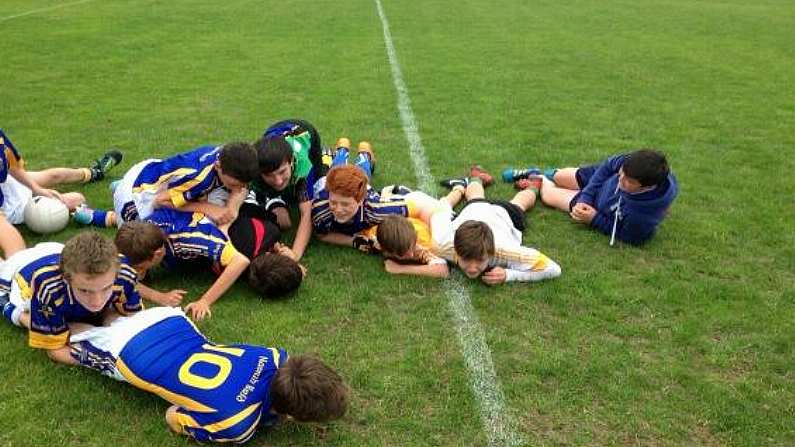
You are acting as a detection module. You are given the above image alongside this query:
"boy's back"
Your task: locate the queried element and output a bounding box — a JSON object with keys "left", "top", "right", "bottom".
{"left": 147, "top": 208, "right": 240, "bottom": 272}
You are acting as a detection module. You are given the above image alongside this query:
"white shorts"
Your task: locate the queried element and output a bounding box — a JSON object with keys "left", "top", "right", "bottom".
{"left": 0, "top": 176, "right": 33, "bottom": 225}
{"left": 69, "top": 306, "right": 189, "bottom": 381}
{"left": 112, "top": 159, "right": 160, "bottom": 226}
{"left": 0, "top": 242, "right": 64, "bottom": 324}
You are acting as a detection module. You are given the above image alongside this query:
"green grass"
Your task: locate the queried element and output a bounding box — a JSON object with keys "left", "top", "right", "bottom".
{"left": 1, "top": 0, "right": 793, "bottom": 445}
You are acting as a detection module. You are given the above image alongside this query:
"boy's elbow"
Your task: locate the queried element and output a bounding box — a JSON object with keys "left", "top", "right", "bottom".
{"left": 619, "top": 228, "right": 655, "bottom": 246}
{"left": 546, "top": 260, "right": 562, "bottom": 279}
{"left": 435, "top": 264, "right": 450, "bottom": 278}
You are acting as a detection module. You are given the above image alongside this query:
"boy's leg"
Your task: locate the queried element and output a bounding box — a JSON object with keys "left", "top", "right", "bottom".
{"left": 354, "top": 141, "right": 375, "bottom": 180}
{"left": 443, "top": 185, "right": 465, "bottom": 208}
{"left": 510, "top": 177, "right": 542, "bottom": 212}
{"left": 73, "top": 205, "right": 117, "bottom": 227}
{"left": 551, "top": 168, "right": 580, "bottom": 190}
{"left": 510, "top": 189, "right": 538, "bottom": 213}
{"left": 0, "top": 213, "right": 25, "bottom": 258}
{"left": 27, "top": 149, "right": 123, "bottom": 186}
{"left": 540, "top": 177, "right": 578, "bottom": 211}
{"left": 464, "top": 178, "right": 485, "bottom": 201}
{"left": 331, "top": 138, "right": 351, "bottom": 168}
{"left": 29, "top": 168, "right": 92, "bottom": 186}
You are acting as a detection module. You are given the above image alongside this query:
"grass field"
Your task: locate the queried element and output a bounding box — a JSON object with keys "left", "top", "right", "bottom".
{"left": 1, "top": 0, "right": 793, "bottom": 446}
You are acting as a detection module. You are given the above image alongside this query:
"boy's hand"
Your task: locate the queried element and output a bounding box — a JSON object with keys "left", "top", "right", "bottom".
{"left": 481, "top": 266, "right": 507, "bottom": 285}
{"left": 36, "top": 188, "right": 64, "bottom": 203}
{"left": 570, "top": 203, "right": 596, "bottom": 224}
{"left": 204, "top": 205, "right": 235, "bottom": 226}
{"left": 159, "top": 289, "right": 187, "bottom": 306}
{"left": 272, "top": 242, "right": 298, "bottom": 261}
{"left": 384, "top": 259, "right": 403, "bottom": 274}
{"left": 185, "top": 299, "right": 212, "bottom": 321}
{"left": 352, "top": 233, "right": 380, "bottom": 254}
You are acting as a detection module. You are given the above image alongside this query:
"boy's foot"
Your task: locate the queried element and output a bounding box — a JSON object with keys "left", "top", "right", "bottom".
{"left": 514, "top": 175, "right": 543, "bottom": 192}
{"left": 357, "top": 141, "right": 376, "bottom": 174}
{"left": 335, "top": 137, "right": 351, "bottom": 150}
{"left": 469, "top": 165, "right": 494, "bottom": 186}
{"left": 89, "top": 149, "right": 123, "bottom": 182}
{"left": 439, "top": 177, "right": 469, "bottom": 189}
{"left": 502, "top": 167, "right": 541, "bottom": 182}
{"left": 72, "top": 204, "right": 95, "bottom": 225}
{"left": 380, "top": 184, "right": 413, "bottom": 200}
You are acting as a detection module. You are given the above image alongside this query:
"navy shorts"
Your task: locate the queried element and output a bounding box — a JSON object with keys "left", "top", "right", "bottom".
{"left": 569, "top": 164, "right": 599, "bottom": 211}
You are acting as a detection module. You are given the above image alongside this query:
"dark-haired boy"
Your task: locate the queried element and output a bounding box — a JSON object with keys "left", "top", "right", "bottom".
{"left": 434, "top": 176, "right": 561, "bottom": 285}
{"left": 75, "top": 142, "right": 259, "bottom": 228}
{"left": 115, "top": 201, "right": 305, "bottom": 320}
{"left": 69, "top": 306, "right": 349, "bottom": 443}
{"left": 250, "top": 119, "right": 328, "bottom": 260}
{"left": 506, "top": 149, "right": 678, "bottom": 245}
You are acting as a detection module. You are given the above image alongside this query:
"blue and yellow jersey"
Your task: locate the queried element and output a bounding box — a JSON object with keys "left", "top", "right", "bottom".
{"left": 148, "top": 208, "right": 241, "bottom": 272}
{"left": 0, "top": 130, "right": 24, "bottom": 206}
{"left": 15, "top": 252, "right": 142, "bottom": 350}
{"left": 133, "top": 145, "right": 222, "bottom": 208}
{"left": 311, "top": 187, "right": 415, "bottom": 236}
{"left": 117, "top": 313, "right": 287, "bottom": 443}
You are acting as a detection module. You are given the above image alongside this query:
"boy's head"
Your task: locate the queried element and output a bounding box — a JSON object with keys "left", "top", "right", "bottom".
{"left": 376, "top": 215, "right": 417, "bottom": 260}
{"left": 248, "top": 253, "right": 304, "bottom": 298}
{"left": 255, "top": 135, "right": 294, "bottom": 192}
{"left": 325, "top": 165, "right": 368, "bottom": 223}
{"left": 60, "top": 231, "right": 121, "bottom": 312}
{"left": 216, "top": 142, "right": 260, "bottom": 192}
{"left": 115, "top": 221, "right": 167, "bottom": 273}
{"left": 620, "top": 149, "right": 670, "bottom": 191}
{"left": 270, "top": 355, "right": 349, "bottom": 422}
{"left": 453, "top": 221, "right": 494, "bottom": 278}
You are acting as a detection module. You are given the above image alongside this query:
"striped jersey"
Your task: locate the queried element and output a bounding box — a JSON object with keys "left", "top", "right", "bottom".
{"left": 0, "top": 129, "right": 24, "bottom": 206}
{"left": 311, "top": 185, "right": 416, "bottom": 236}
{"left": 117, "top": 313, "right": 287, "bottom": 443}
{"left": 147, "top": 208, "right": 241, "bottom": 272}
{"left": 133, "top": 145, "right": 222, "bottom": 208}
{"left": 10, "top": 245, "right": 142, "bottom": 349}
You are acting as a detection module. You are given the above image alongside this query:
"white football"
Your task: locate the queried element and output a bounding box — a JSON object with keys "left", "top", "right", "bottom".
{"left": 24, "top": 196, "right": 70, "bottom": 234}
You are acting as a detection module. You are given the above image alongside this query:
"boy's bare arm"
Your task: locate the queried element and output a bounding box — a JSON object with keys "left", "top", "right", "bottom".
{"left": 291, "top": 200, "right": 313, "bottom": 260}
{"left": 185, "top": 253, "right": 250, "bottom": 321}
{"left": 46, "top": 346, "right": 79, "bottom": 365}
{"left": 138, "top": 283, "right": 187, "bottom": 306}
{"left": 384, "top": 259, "right": 449, "bottom": 278}
{"left": 315, "top": 232, "right": 354, "bottom": 246}
{"left": 9, "top": 166, "right": 62, "bottom": 201}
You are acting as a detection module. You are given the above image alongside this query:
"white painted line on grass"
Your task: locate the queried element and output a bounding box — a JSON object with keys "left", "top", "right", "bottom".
{"left": 374, "top": 1, "right": 524, "bottom": 445}
{"left": 0, "top": 0, "right": 95, "bottom": 23}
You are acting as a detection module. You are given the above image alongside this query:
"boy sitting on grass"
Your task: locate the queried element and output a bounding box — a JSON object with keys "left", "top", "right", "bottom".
{"left": 0, "top": 231, "right": 142, "bottom": 365}
{"left": 504, "top": 149, "right": 678, "bottom": 245}
{"left": 68, "top": 306, "right": 349, "bottom": 444}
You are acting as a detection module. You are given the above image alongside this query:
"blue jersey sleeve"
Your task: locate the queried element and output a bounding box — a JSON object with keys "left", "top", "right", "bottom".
{"left": 311, "top": 189, "right": 334, "bottom": 234}
{"left": 22, "top": 268, "right": 70, "bottom": 349}
{"left": 577, "top": 154, "right": 625, "bottom": 206}
{"left": 113, "top": 261, "right": 143, "bottom": 315}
